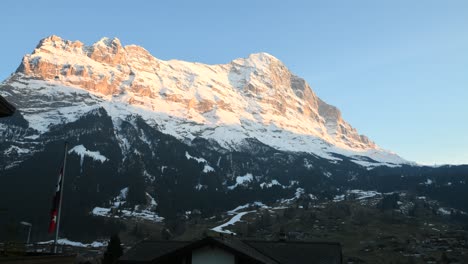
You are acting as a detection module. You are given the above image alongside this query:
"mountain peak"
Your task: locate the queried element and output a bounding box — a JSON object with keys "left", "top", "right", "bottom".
{"left": 8, "top": 36, "right": 408, "bottom": 165}
{"left": 35, "top": 35, "right": 83, "bottom": 51}
{"left": 232, "top": 52, "right": 283, "bottom": 69}
{"left": 88, "top": 37, "right": 125, "bottom": 65}
{"left": 247, "top": 52, "right": 279, "bottom": 62}
{"left": 94, "top": 37, "right": 122, "bottom": 48}
{"left": 32, "top": 35, "right": 123, "bottom": 60}
{"left": 36, "top": 35, "right": 63, "bottom": 46}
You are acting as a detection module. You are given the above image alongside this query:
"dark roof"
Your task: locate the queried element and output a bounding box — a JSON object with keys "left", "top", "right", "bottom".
{"left": 0, "top": 254, "right": 76, "bottom": 264}
{"left": 244, "top": 240, "right": 342, "bottom": 264}
{"left": 120, "top": 237, "right": 275, "bottom": 264}
{"left": 119, "top": 240, "right": 189, "bottom": 263}
{"left": 204, "top": 237, "right": 277, "bottom": 264}
{"left": 0, "top": 95, "right": 15, "bottom": 117}
{"left": 119, "top": 237, "right": 342, "bottom": 264}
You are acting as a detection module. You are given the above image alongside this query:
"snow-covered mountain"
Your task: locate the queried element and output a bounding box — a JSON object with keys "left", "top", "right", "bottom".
{"left": 3, "top": 35, "right": 407, "bottom": 167}
{"left": 4, "top": 36, "right": 468, "bottom": 242}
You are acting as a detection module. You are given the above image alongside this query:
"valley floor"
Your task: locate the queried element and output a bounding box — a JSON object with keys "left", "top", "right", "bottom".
{"left": 116, "top": 192, "right": 468, "bottom": 264}
{"left": 5, "top": 190, "right": 467, "bottom": 264}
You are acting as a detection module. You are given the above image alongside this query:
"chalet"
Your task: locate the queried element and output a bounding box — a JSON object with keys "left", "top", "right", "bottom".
{"left": 118, "top": 236, "right": 342, "bottom": 264}
{"left": 0, "top": 95, "right": 15, "bottom": 117}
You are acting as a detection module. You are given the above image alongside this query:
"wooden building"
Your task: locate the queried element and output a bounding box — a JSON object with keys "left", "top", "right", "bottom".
{"left": 119, "top": 237, "right": 342, "bottom": 264}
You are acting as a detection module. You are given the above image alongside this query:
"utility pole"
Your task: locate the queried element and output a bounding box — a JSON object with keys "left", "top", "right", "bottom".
{"left": 20, "top": 221, "right": 32, "bottom": 244}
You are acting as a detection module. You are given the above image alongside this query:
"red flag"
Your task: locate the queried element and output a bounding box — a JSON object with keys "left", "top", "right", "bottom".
{"left": 48, "top": 168, "right": 63, "bottom": 233}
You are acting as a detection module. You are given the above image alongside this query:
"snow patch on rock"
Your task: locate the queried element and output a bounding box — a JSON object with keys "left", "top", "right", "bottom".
{"left": 185, "top": 151, "right": 215, "bottom": 173}
{"left": 227, "top": 173, "right": 254, "bottom": 190}
{"left": 68, "top": 145, "right": 108, "bottom": 170}
{"left": 259, "top": 179, "right": 284, "bottom": 189}
{"left": 91, "top": 207, "right": 164, "bottom": 222}
{"left": 38, "top": 238, "right": 107, "bottom": 248}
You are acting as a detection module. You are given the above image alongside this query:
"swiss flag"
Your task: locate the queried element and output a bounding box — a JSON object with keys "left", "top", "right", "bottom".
{"left": 48, "top": 168, "right": 63, "bottom": 234}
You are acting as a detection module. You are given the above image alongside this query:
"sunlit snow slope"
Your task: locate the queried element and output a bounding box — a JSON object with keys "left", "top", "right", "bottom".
{"left": 1, "top": 35, "right": 409, "bottom": 167}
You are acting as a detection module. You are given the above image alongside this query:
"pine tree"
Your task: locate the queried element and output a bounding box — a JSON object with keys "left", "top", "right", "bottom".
{"left": 440, "top": 252, "right": 449, "bottom": 264}
{"left": 127, "top": 174, "right": 147, "bottom": 207}
{"left": 102, "top": 234, "right": 123, "bottom": 264}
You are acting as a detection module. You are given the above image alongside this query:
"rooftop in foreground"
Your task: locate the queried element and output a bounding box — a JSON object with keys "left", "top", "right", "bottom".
{"left": 118, "top": 236, "right": 342, "bottom": 264}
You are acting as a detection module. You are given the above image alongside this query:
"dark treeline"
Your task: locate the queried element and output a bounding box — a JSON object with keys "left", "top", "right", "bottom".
{"left": 1, "top": 109, "right": 467, "bottom": 241}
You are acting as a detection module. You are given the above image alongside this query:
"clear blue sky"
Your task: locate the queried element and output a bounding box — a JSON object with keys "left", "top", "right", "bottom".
{"left": 1, "top": 0, "right": 467, "bottom": 165}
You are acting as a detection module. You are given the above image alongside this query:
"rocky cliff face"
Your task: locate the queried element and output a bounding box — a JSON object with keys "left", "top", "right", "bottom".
{"left": 6, "top": 35, "right": 405, "bottom": 166}
{"left": 0, "top": 36, "right": 432, "bottom": 240}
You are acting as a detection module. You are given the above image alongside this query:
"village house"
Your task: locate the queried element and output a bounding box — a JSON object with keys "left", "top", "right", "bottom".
{"left": 118, "top": 236, "right": 342, "bottom": 264}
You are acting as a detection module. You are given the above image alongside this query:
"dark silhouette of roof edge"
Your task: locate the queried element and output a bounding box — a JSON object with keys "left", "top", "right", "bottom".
{"left": 149, "top": 237, "right": 277, "bottom": 264}
{"left": 119, "top": 236, "right": 343, "bottom": 264}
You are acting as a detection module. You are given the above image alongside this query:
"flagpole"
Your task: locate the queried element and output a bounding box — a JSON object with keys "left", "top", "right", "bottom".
{"left": 54, "top": 141, "right": 68, "bottom": 253}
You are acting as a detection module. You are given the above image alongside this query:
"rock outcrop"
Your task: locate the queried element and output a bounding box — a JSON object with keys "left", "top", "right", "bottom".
{"left": 14, "top": 35, "right": 380, "bottom": 153}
